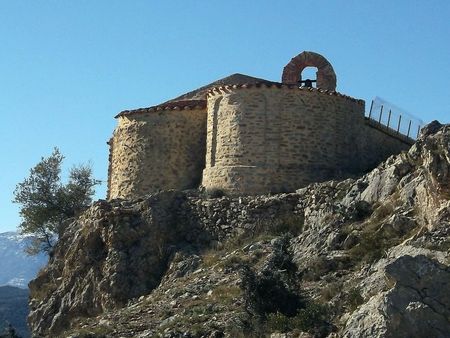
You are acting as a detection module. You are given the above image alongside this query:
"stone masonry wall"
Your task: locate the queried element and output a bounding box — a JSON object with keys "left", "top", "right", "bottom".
{"left": 108, "top": 108, "right": 206, "bottom": 199}
{"left": 202, "top": 86, "right": 367, "bottom": 194}
{"left": 362, "top": 120, "right": 412, "bottom": 170}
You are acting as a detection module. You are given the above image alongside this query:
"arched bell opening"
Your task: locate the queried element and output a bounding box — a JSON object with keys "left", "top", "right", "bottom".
{"left": 282, "top": 51, "right": 337, "bottom": 91}
{"left": 298, "top": 66, "right": 318, "bottom": 88}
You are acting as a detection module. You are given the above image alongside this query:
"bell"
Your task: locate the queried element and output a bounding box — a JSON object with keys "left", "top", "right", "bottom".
{"left": 304, "top": 79, "right": 313, "bottom": 88}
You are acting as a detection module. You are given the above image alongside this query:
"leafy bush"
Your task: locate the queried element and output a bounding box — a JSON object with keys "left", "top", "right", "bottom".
{"left": 240, "top": 236, "right": 302, "bottom": 318}
{"left": 252, "top": 215, "right": 305, "bottom": 238}
{"left": 320, "top": 281, "right": 341, "bottom": 301}
{"left": 266, "top": 303, "right": 328, "bottom": 333}
{"left": 238, "top": 235, "right": 331, "bottom": 335}
{"left": 302, "top": 256, "right": 334, "bottom": 281}
{"left": 265, "top": 312, "right": 291, "bottom": 332}
{"left": 348, "top": 233, "right": 386, "bottom": 264}
{"left": 240, "top": 266, "right": 304, "bottom": 318}
{"left": 220, "top": 255, "right": 246, "bottom": 271}
{"left": 346, "top": 287, "right": 364, "bottom": 312}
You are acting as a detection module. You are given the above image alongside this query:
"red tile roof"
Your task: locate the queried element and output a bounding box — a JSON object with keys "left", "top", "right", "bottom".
{"left": 116, "top": 100, "right": 206, "bottom": 118}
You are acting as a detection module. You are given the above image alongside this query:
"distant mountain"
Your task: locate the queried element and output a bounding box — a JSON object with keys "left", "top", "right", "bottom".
{"left": 0, "top": 232, "right": 47, "bottom": 289}
{"left": 0, "top": 285, "right": 29, "bottom": 338}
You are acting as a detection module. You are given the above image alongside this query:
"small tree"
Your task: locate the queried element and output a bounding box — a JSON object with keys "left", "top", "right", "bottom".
{"left": 13, "top": 148, "right": 101, "bottom": 255}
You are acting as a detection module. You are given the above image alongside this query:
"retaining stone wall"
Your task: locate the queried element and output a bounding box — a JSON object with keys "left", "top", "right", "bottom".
{"left": 362, "top": 121, "right": 412, "bottom": 170}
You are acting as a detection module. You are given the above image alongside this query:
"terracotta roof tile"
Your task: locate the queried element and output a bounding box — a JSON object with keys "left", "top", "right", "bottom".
{"left": 116, "top": 100, "right": 206, "bottom": 118}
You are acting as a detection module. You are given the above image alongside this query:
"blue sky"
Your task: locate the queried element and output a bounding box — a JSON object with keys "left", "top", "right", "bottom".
{"left": 1, "top": 1, "right": 449, "bottom": 232}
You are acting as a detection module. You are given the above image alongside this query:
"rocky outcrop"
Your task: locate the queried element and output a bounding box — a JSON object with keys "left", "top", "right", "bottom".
{"left": 29, "top": 122, "right": 450, "bottom": 337}
{"left": 28, "top": 191, "right": 212, "bottom": 336}
{"left": 343, "top": 254, "right": 450, "bottom": 338}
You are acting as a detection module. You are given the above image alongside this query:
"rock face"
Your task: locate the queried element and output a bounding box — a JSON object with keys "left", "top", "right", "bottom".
{"left": 28, "top": 192, "right": 212, "bottom": 335}
{"left": 28, "top": 122, "right": 450, "bottom": 337}
{"left": 343, "top": 254, "right": 450, "bottom": 338}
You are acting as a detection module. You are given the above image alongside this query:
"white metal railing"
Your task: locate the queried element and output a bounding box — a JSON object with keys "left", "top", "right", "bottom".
{"left": 366, "top": 97, "right": 424, "bottom": 140}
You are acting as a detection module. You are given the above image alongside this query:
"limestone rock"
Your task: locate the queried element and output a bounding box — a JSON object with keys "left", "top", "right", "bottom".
{"left": 343, "top": 255, "right": 450, "bottom": 338}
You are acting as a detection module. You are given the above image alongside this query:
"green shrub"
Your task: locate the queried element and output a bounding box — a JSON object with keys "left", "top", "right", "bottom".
{"left": 320, "top": 281, "right": 341, "bottom": 301}
{"left": 302, "top": 256, "right": 333, "bottom": 281}
{"left": 220, "top": 255, "right": 246, "bottom": 270}
{"left": 348, "top": 233, "right": 386, "bottom": 264}
{"left": 212, "top": 285, "right": 242, "bottom": 304}
{"left": 266, "top": 312, "right": 291, "bottom": 332}
{"left": 346, "top": 287, "right": 364, "bottom": 312}
{"left": 291, "top": 303, "right": 328, "bottom": 332}
{"left": 265, "top": 303, "right": 328, "bottom": 333}
{"left": 238, "top": 236, "right": 331, "bottom": 336}
{"left": 253, "top": 214, "right": 305, "bottom": 238}
{"left": 240, "top": 266, "right": 304, "bottom": 318}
